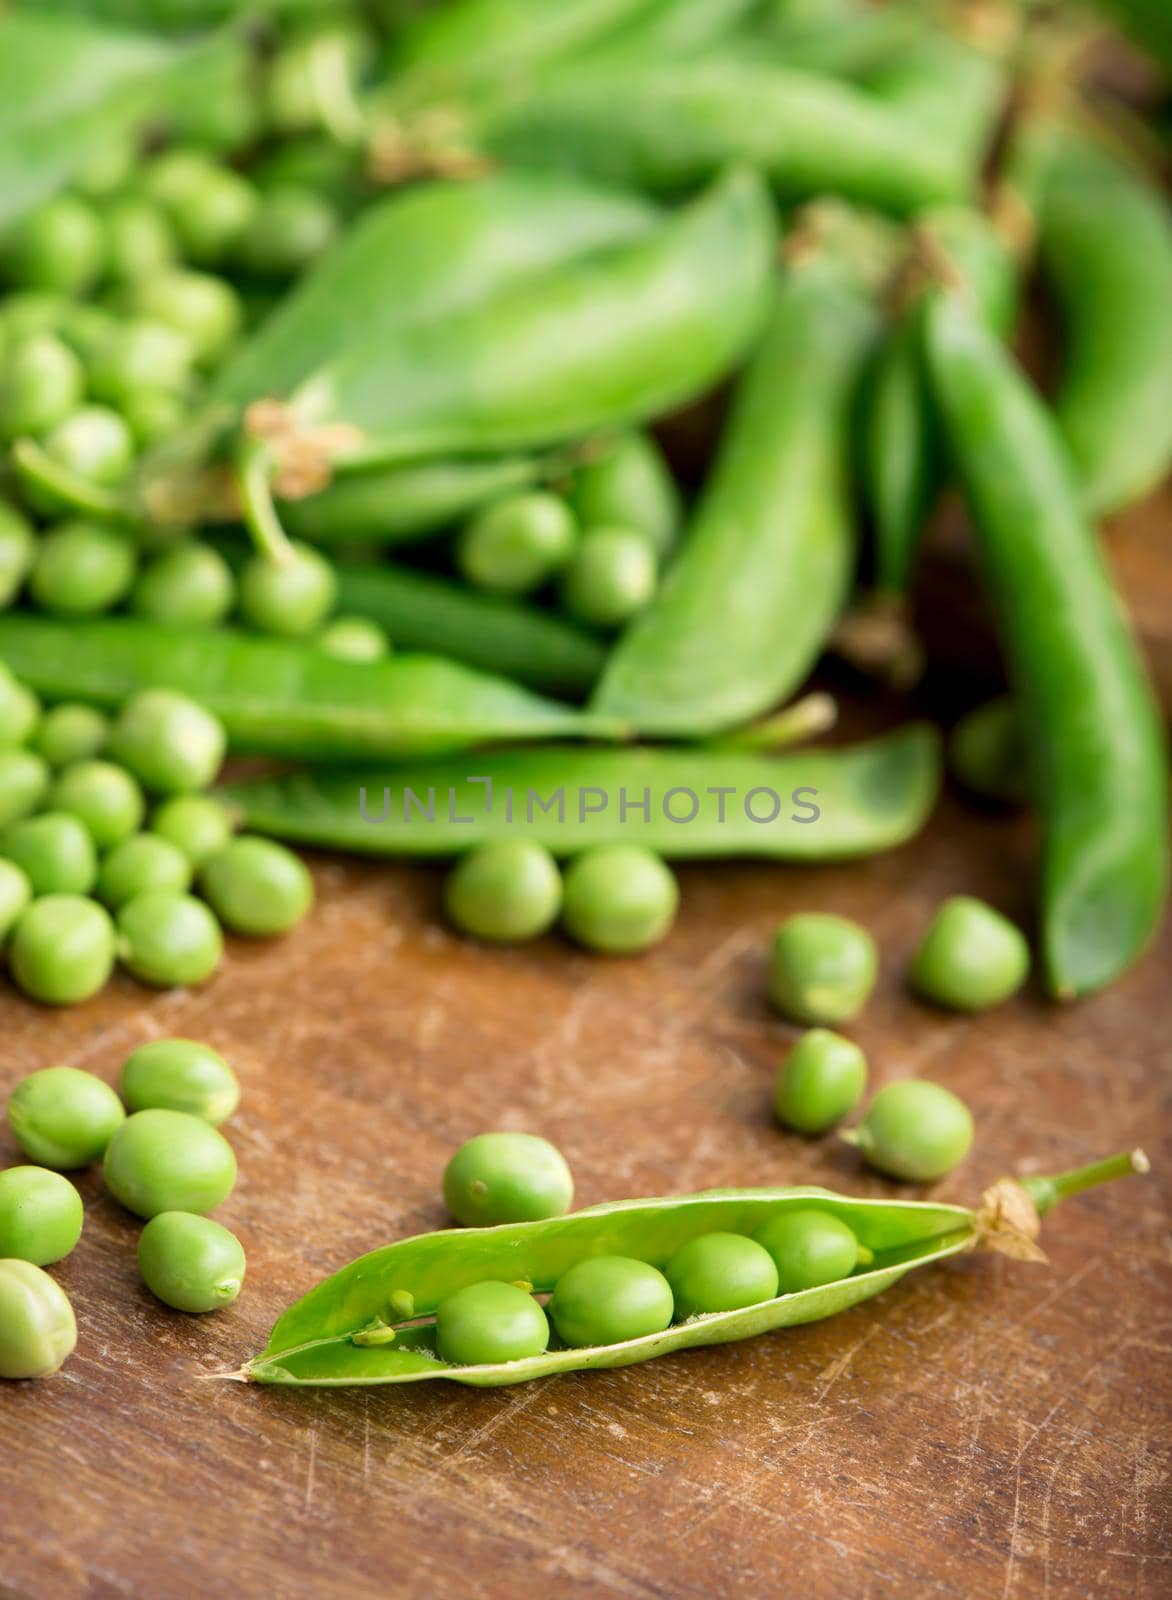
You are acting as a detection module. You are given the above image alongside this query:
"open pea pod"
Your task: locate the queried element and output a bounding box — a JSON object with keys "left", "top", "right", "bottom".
{"left": 217, "top": 724, "right": 941, "bottom": 860}
{"left": 244, "top": 1152, "right": 1146, "bottom": 1388}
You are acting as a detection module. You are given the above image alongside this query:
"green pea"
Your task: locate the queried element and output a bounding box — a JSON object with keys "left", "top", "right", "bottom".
{"left": 97, "top": 833, "right": 192, "bottom": 910}
{"left": 32, "top": 704, "right": 109, "bottom": 769}
{"left": 29, "top": 520, "right": 138, "bottom": 617}
{"left": 124, "top": 269, "right": 243, "bottom": 365}
{"left": 752, "top": 1209, "right": 867, "bottom": 1294}
{"left": 49, "top": 760, "right": 145, "bottom": 850}
{"left": 0, "top": 669, "right": 40, "bottom": 748}
{"left": 143, "top": 148, "right": 219, "bottom": 206}
{"left": 844, "top": 1080, "right": 974, "bottom": 1183}
{"left": 0, "top": 332, "right": 84, "bottom": 439}
{"left": 120, "top": 387, "right": 190, "bottom": 449}
{"left": 104, "top": 1107, "right": 236, "bottom": 1219}
{"left": 102, "top": 196, "right": 177, "bottom": 282}
{"left": 458, "top": 492, "right": 578, "bottom": 597}
{"left": 86, "top": 318, "right": 196, "bottom": 407}
{"left": 774, "top": 1029, "right": 867, "bottom": 1135}
{"left": 164, "top": 166, "right": 259, "bottom": 266}
{"left": 0, "top": 858, "right": 32, "bottom": 941}
{"left": 234, "top": 184, "right": 339, "bottom": 275}
{"left": 0, "top": 500, "right": 35, "bottom": 607}
{"left": 73, "top": 131, "right": 137, "bottom": 197}
{"left": 116, "top": 891, "right": 223, "bottom": 988}
{"left": 150, "top": 794, "right": 235, "bottom": 866}
{"left": 561, "top": 526, "right": 657, "bottom": 628}
{"left": 54, "top": 302, "right": 119, "bottom": 364}
{"left": 120, "top": 1038, "right": 239, "bottom": 1125}
{"left": 316, "top": 614, "right": 390, "bottom": 662}
{"left": 7, "top": 1065, "right": 125, "bottom": 1168}
{"left": 9, "top": 895, "right": 116, "bottom": 1005}
{"left": 664, "top": 1232, "right": 779, "bottom": 1318}
{"left": 569, "top": 431, "right": 681, "bottom": 560}
{"left": 443, "top": 1132, "right": 573, "bottom": 1227}
{"left": 108, "top": 689, "right": 226, "bottom": 795}
{"left": 0, "top": 1167, "right": 84, "bottom": 1265}
{"left": 131, "top": 542, "right": 236, "bottom": 628}
{"left": 41, "top": 406, "right": 136, "bottom": 486}
{"left": 435, "top": 1280, "right": 550, "bottom": 1366}
{"left": 198, "top": 836, "right": 313, "bottom": 936}
{"left": 0, "top": 195, "right": 105, "bottom": 294}
{"left": 768, "top": 913, "right": 878, "bottom": 1026}
{"left": 0, "top": 750, "right": 50, "bottom": 828}
{"left": 550, "top": 1256, "right": 674, "bottom": 1348}
{"left": 561, "top": 844, "right": 679, "bottom": 955}
{"left": 138, "top": 1211, "right": 245, "bottom": 1313}
{"left": 0, "top": 1259, "right": 77, "bottom": 1378}
{"left": 910, "top": 895, "right": 1030, "bottom": 1012}
{"left": 2, "top": 812, "right": 98, "bottom": 895}
{"left": 0, "top": 290, "right": 71, "bottom": 338}
{"left": 444, "top": 840, "right": 562, "bottom": 944}
{"left": 237, "top": 543, "right": 338, "bottom": 638}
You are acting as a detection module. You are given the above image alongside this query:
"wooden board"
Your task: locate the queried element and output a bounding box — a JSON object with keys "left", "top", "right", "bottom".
{"left": 1, "top": 498, "right": 1170, "bottom": 1600}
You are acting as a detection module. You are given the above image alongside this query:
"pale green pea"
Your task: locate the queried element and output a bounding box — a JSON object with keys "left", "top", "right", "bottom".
{"left": 138, "top": 1212, "right": 245, "bottom": 1313}
{"left": 2, "top": 811, "right": 97, "bottom": 896}
{"left": 0, "top": 500, "right": 35, "bottom": 607}
{"left": 32, "top": 704, "right": 109, "bottom": 769}
{"left": 443, "top": 1132, "right": 573, "bottom": 1226}
{"left": 752, "top": 1209, "right": 867, "bottom": 1293}
{"left": 29, "top": 520, "right": 137, "bottom": 617}
{"left": 549, "top": 1256, "right": 674, "bottom": 1348}
{"left": 0, "top": 1260, "right": 77, "bottom": 1378}
{"left": 0, "top": 859, "right": 32, "bottom": 941}
{"left": 8, "top": 895, "right": 116, "bottom": 1006}
{"left": 97, "top": 832, "right": 193, "bottom": 910}
{"left": 150, "top": 794, "right": 235, "bottom": 866}
{"left": 0, "top": 750, "right": 51, "bottom": 827}
{"left": 911, "top": 895, "right": 1030, "bottom": 1012}
{"left": 120, "top": 1038, "right": 239, "bottom": 1125}
{"left": 108, "top": 689, "right": 226, "bottom": 795}
{"left": 665, "top": 1232, "right": 779, "bottom": 1318}
{"left": 7, "top": 1065, "right": 125, "bottom": 1169}
{"left": 103, "top": 1108, "right": 236, "bottom": 1219}
{"left": 444, "top": 840, "right": 562, "bottom": 944}
{"left": 0, "top": 333, "right": 84, "bottom": 440}
{"left": 768, "top": 913, "right": 878, "bottom": 1025}
{"left": 435, "top": 1281, "right": 550, "bottom": 1366}
{"left": 774, "top": 1029, "right": 867, "bottom": 1135}
{"left": 561, "top": 844, "right": 678, "bottom": 954}
{"left": 316, "top": 615, "right": 390, "bottom": 662}
{"left": 0, "top": 1167, "right": 84, "bottom": 1265}
{"left": 198, "top": 836, "right": 313, "bottom": 936}
{"left": 116, "top": 891, "right": 224, "bottom": 988}
{"left": 844, "top": 1080, "right": 974, "bottom": 1183}
{"left": 49, "top": 760, "right": 145, "bottom": 850}
{"left": 561, "top": 526, "right": 657, "bottom": 628}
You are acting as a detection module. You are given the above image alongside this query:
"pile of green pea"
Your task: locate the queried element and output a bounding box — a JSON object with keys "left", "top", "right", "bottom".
{"left": 0, "top": 1039, "right": 246, "bottom": 1380}
{"left": 0, "top": 661, "right": 313, "bottom": 1003}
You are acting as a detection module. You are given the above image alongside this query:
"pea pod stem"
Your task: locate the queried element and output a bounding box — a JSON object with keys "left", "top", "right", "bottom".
{"left": 234, "top": 436, "right": 295, "bottom": 566}
{"left": 1022, "top": 1148, "right": 1149, "bottom": 1217}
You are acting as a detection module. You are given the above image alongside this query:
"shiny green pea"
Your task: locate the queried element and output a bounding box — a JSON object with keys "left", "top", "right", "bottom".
{"left": 7, "top": 1065, "right": 125, "bottom": 1169}
{"left": 102, "top": 197, "right": 177, "bottom": 283}
{"left": 32, "top": 704, "right": 109, "bottom": 769}
{"left": 0, "top": 332, "right": 84, "bottom": 440}
{"left": 49, "top": 760, "right": 145, "bottom": 850}
{"left": 443, "top": 1132, "right": 573, "bottom": 1227}
{"left": 0, "top": 195, "right": 105, "bottom": 294}
{"left": 198, "top": 836, "right": 313, "bottom": 937}
{"left": 768, "top": 913, "right": 878, "bottom": 1025}
{"left": 150, "top": 794, "right": 235, "bottom": 866}
{"left": 120, "top": 1038, "right": 239, "bottom": 1126}
{"left": 41, "top": 406, "right": 135, "bottom": 486}
{"left": 0, "top": 858, "right": 32, "bottom": 941}
{"left": 86, "top": 319, "right": 196, "bottom": 407}
{"left": 237, "top": 543, "right": 337, "bottom": 638}
{"left": 116, "top": 891, "right": 223, "bottom": 988}
{"left": 435, "top": 1280, "right": 550, "bottom": 1366}
{"left": 2, "top": 811, "right": 97, "bottom": 895}
{"left": 444, "top": 840, "right": 562, "bottom": 943}
{"left": 0, "top": 750, "right": 51, "bottom": 828}
{"left": 97, "top": 833, "right": 193, "bottom": 910}
{"left": 774, "top": 1029, "right": 867, "bottom": 1135}
{"left": 29, "top": 521, "right": 137, "bottom": 617}
{"left": 131, "top": 542, "right": 236, "bottom": 628}
{"left": 0, "top": 1260, "right": 77, "bottom": 1379}
{"left": 138, "top": 1211, "right": 245, "bottom": 1313}
{"left": 103, "top": 1108, "right": 236, "bottom": 1219}
{"left": 316, "top": 614, "right": 390, "bottom": 662}
{"left": 0, "top": 500, "right": 35, "bottom": 607}
{"left": 561, "top": 844, "right": 678, "bottom": 954}
{"left": 561, "top": 526, "right": 657, "bottom": 628}
{"left": 458, "top": 492, "right": 578, "bottom": 596}
{"left": 8, "top": 895, "right": 116, "bottom": 1005}
{"left": 845, "top": 1079, "right": 974, "bottom": 1182}
{"left": 752, "top": 1209, "right": 867, "bottom": 1293}
{"left": 0, "top": 1167, "right": 84, "bottom": 1265}
{"left": 124, "top": 269, "right": 243, "bottom": 366}
{"left": 665, "top": 1232, "right": 779, "bottom": 1318}
{"left": 911, "top": 895, "right": 1030, "bottom": 1012}
{"left": 550, "top": 1256, "right": 674, "bottom": 1348}
{"left": 108, "top": 689, "right": 226, "bottom": 795}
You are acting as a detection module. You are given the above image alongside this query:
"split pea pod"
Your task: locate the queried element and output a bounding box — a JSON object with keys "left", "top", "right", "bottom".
{"left": 218, "top": 724, "right": 941, "bottom": 860}
{"left": 1014, "top": 123, "right": 1172, "bottom": 517}
{"left": 589, "top": 229, "right": 883, "bottom": 738}
{"left": 0, "top": 614, "right": 622, "bottom": 762}
{"left": 923, "top": 293, "right": 1169, "bottom": 998}
{"left": 242, "top": 1152, "right": 1147, "bottom": 1389}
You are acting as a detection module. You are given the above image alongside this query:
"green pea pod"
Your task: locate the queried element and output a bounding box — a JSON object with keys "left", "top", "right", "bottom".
{"left": 923, "top": 293, "right": 1168, "bottom": 998}
{"left": 589, "top": 244, "right": 880, "bottom": 738}
{"left": 281, "top": 455, "right": 545, "bottom": 549}
{"left": 581, "top": 0, "right": 763, "bottom": 59}
{"left": 332, "top": 559, "right": 606, "bottom": 698}
{"left": 1022, "top": 125, "right": 1172, "bottom": 517}
{"left": 0, "top": 614, "right": 622, "bottom": 762}
{"left": 217, "top": 724, "right": 940, "bottom": 859}
{"left": 242, "top": 1151, "right": 1146, "bottom": 1388}
{"left": 753, "top": 0, "right": 923, "bottom": 79}
{"left": 472, "top": 58, "right": 981, "bottom": 215}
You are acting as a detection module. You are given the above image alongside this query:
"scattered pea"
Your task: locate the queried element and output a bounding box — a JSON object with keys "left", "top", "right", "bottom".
{"left": 435, "top": 1280, "right": 550, "bottom": 1366}
{"left": 665, "top": 1232, "right": 779, "bottom": 1318}
{"left": 844, "top": 1080, "right": 974, "bottom": 1183}
{"left": 0, "top": 1260, "right": 77, "bottom": 1379}
{"left": 768, "top": 913, "right": 878, "bottom": 1025}
{"left": 103, "top": 1108, "right": 236, "bottom": 1218}
{"left": 116, "top": 891, "right": 224, "bottom": 988}
{"left": 97, "top": 833, "right": 193, "bottom": 909}
{"left": 316, "top": 614, "right": 390, "bottom": 662}
{"left": 561, "top": 844, "right": 678, "bottom": 954}
{"left": 550, "top": 1256, "right": 674, "bottom": 1348}
{"left": 0, "top": 1167, "right": 84, "bottom": 1265}
{"left": 443, "top": 1132, "right": 573, "bottom": 1227}
{"left": 774, "top": 1029, "right": 867, "bottom": 1135}
{"left": 8, "top": 895, "right": 116, "bottom": 1006}
{"left": 49, "top": 760, "right": 145, "bottom": 850}
{"left": 108, "top": 689, "right": 226, "bottom": 795}
{"left": 198, "top": 836, "right": 313, "bottom": 936}
{"left": 120, "top": 1038, "right": 239, "bottom": 1125}
{"left": 131, "top": 542, "right": 236, "bottom": 628}
{"left": 561, "top": 526, "right": 657, "bottom": 628}
{"left": 2, "top": 811, "right": 97, "bottom": 895}
{"left": 911, "top": 895, "right": 1030, "bottom": 1012}
{"left": 32, "top": 704, "right": 109, "bottom": 769}
{"left": 150, "top": 794, "right": 236, "bottom": 866}
{"left": 29, "top": 521, "right": 137, "bottom": 617}
{"left": 237, "top": 543, "right": 338, "bottom": 637}
{"left": 138, "top": 1212, "right": 246, "bottom": 1313}
{"left": 458, "top": 492, "right": 577, "bottom": 596}
{"left": 444, "top": 840, "right": 562, "bottom": 944}
{"left": 7, "top": 1065, "right": 125, "bottom": 1168}
{"left": 752, "top": 1209, "right": 868, "bottom": 1293}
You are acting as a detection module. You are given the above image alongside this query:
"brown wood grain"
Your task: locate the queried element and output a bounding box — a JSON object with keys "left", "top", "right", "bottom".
{"left": 1, "top": 511, "right": 1170, "bottom": 1600}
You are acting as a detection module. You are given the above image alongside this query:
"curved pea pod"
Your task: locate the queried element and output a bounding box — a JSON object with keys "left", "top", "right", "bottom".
{"left": 923, "top": 293, "right": 1169, "bottom": 998}
{"left": 1024, "top": 125, "right": 1172, "bottom": 517}
{"left": 242, "top": 1152, "right": 1147, "bottom": 1389}
{"left": 218, "top": 723, "right": 940, "bottom": 860}
{"left": 0, "top": 614, "right": 623, "bottom": 763}
{"left": 332, "top": 559, "right": 606, "bottom": 698}
{"left": 589, "top": 247, "right": 878, "bottom": 739}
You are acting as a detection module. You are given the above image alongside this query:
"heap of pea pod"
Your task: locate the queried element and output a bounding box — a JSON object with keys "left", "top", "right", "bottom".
{"left": 0, "top": 1, "right": 1167, "bottom": 1384}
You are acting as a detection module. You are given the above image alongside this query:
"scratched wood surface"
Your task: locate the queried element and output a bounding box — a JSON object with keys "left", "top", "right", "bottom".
{"left": 1, "top": 494, "right": 1170, "bottom": 1600}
